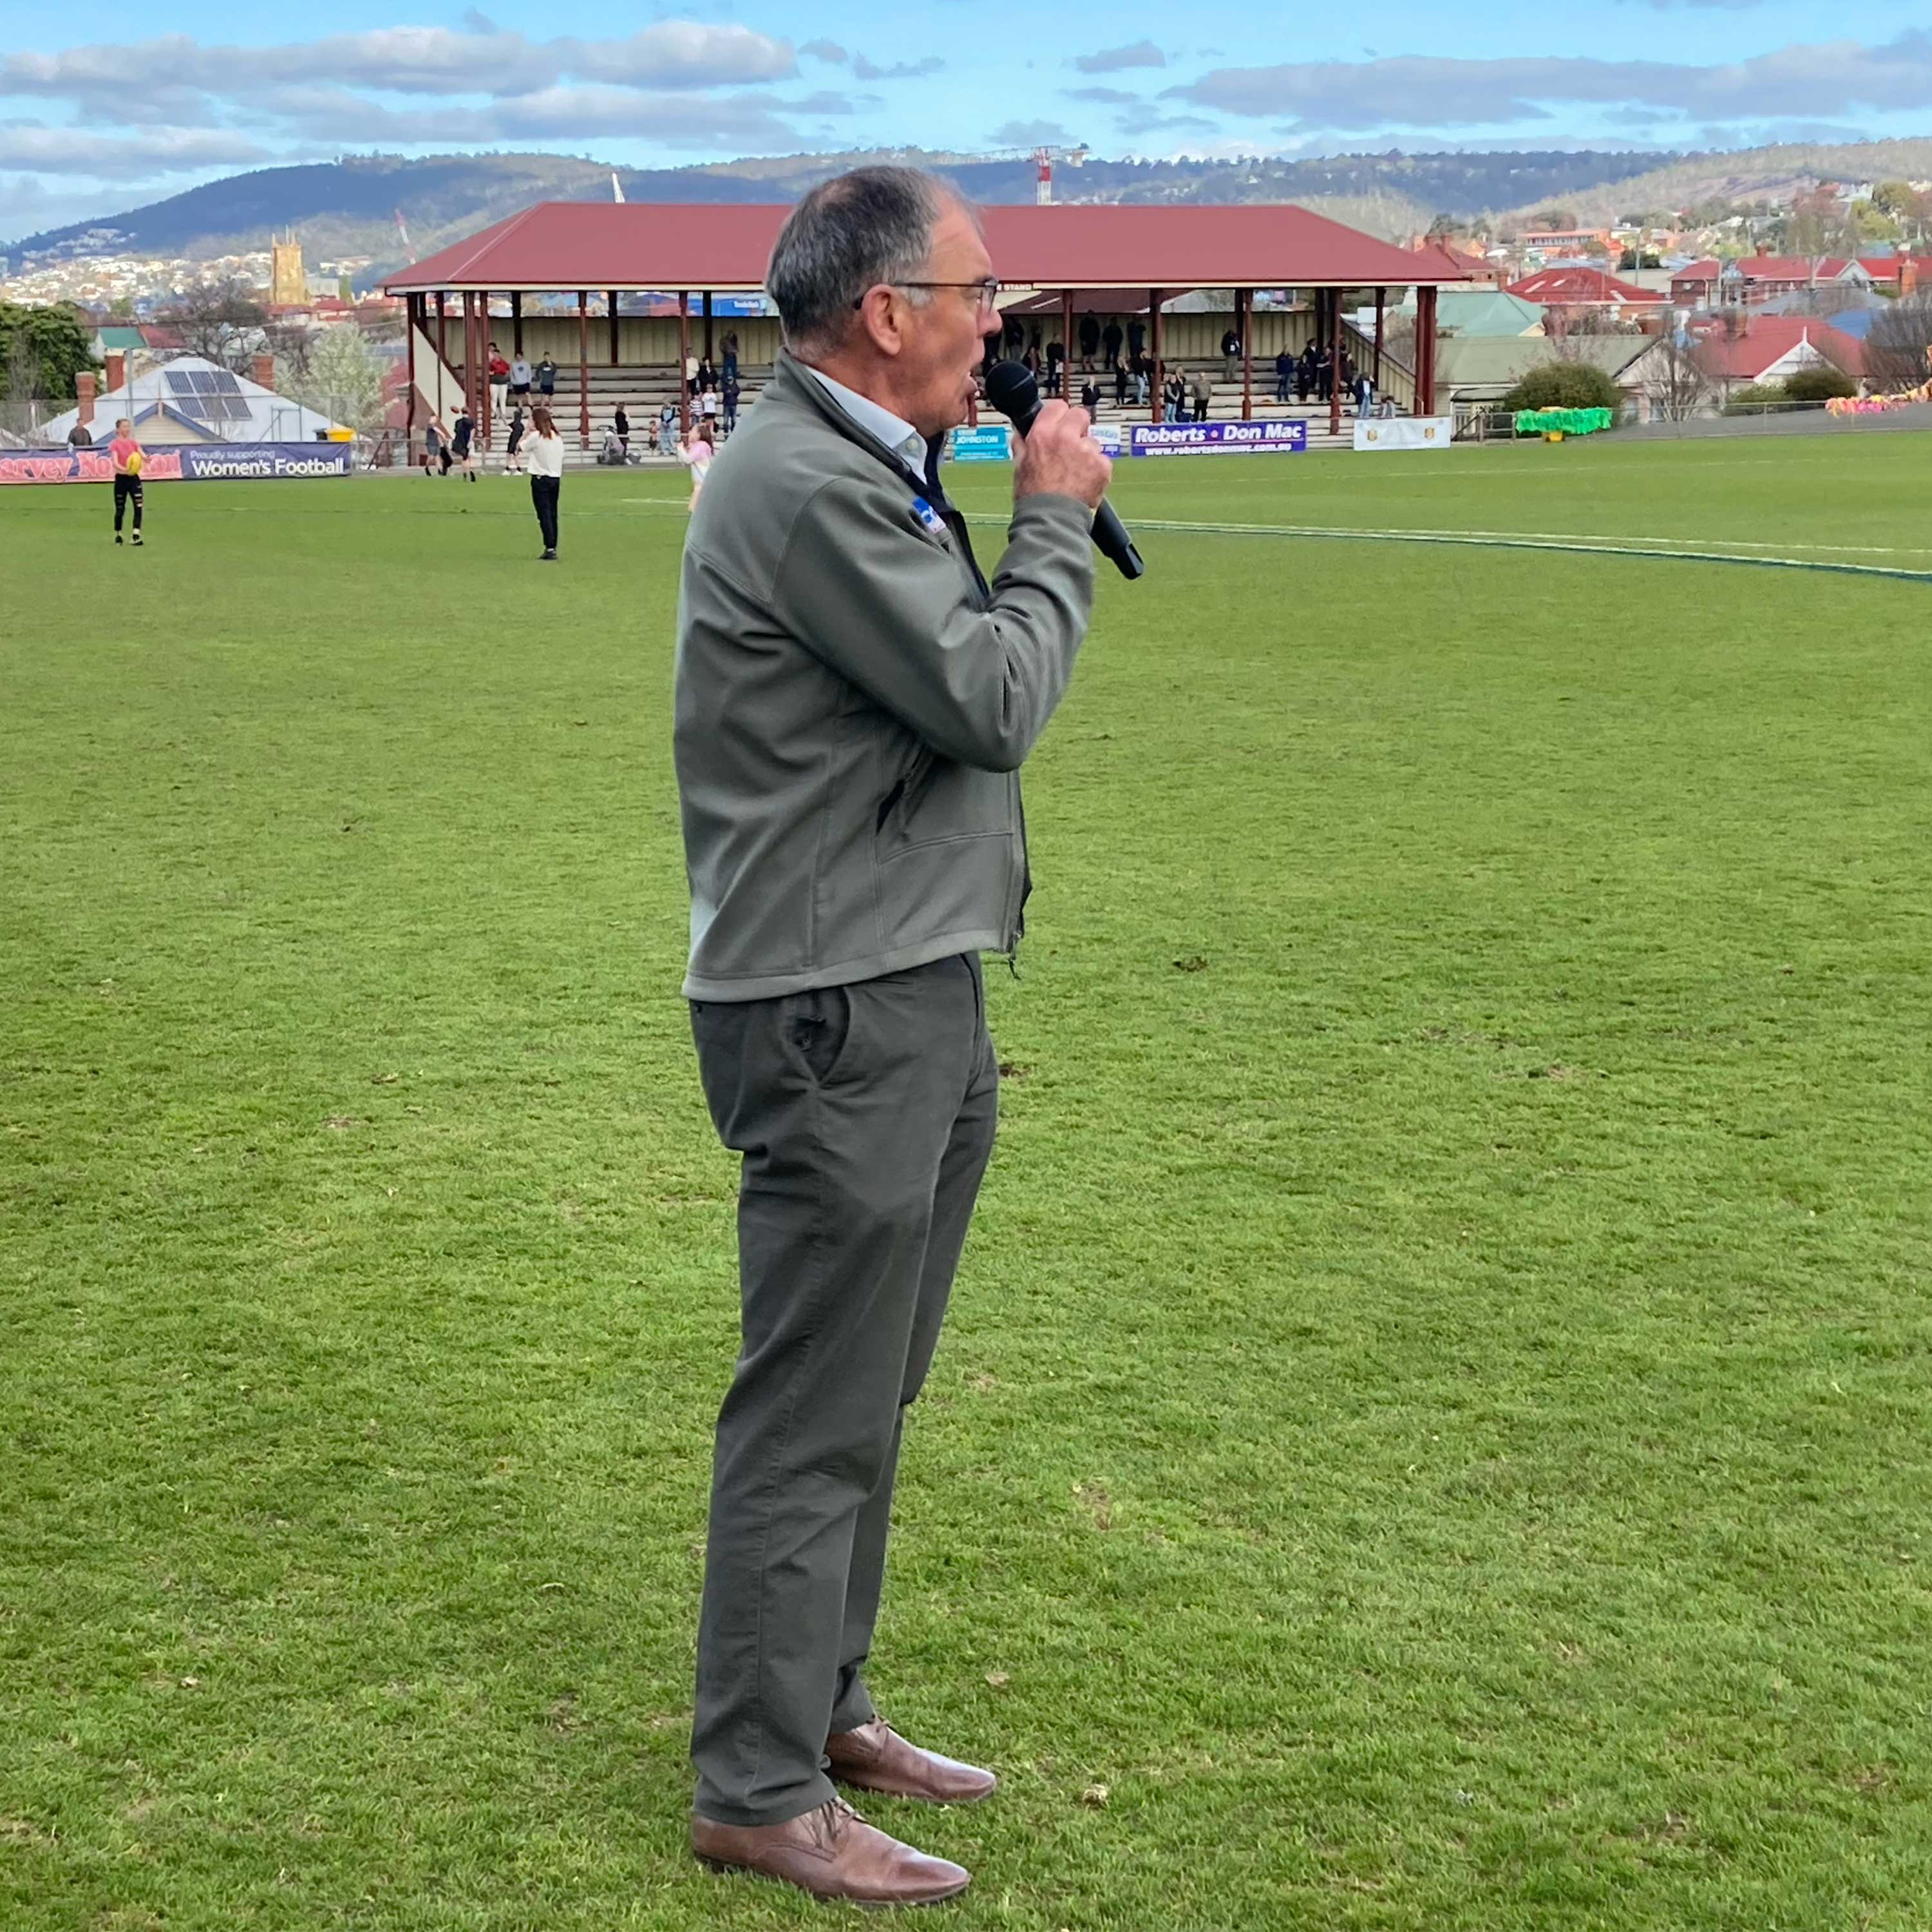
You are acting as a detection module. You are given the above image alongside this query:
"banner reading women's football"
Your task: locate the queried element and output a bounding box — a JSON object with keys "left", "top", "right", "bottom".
{"left": 0, "top": 444, "right": 355, "bottom": 484}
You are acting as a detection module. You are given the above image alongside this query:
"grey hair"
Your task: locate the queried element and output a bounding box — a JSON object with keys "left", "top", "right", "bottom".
{"left": 766, "top": 166, "right": 953, "bottom": 355}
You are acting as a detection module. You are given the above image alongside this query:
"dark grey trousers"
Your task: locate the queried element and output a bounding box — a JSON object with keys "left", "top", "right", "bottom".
{"left": 687, "top": 953, "right": 999, "bottom": 1827}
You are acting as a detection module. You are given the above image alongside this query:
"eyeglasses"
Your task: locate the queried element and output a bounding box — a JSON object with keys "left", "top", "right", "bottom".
{"left": 854, "top": 278, "right": 1003, "bottom": 311}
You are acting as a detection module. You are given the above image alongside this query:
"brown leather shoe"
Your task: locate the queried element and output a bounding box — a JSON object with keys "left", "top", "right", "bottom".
{"left": 691, "top": 1796, "right": 970, "bottom": 1906}
{"left": 826, "top": 1718, "right": 998, "bottom": 1805}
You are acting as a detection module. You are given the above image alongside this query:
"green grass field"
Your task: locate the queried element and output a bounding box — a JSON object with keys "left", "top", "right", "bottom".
{"left": 4, "top": 434, "right": 1931, "bottom": 1931}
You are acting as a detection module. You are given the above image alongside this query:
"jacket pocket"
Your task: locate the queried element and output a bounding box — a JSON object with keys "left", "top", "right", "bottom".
{"left": 783, "top": 983, "right": 855, "bottom": 1084}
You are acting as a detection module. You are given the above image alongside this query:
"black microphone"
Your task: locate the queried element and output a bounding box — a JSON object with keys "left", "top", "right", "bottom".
{"left": 983, "top": 361, "right": 1145, "bottom": 581}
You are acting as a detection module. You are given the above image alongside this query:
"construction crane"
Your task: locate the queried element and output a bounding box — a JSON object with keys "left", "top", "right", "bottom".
{"left": 982, "top": 143, "right": 1091, "bottom": 205}
{"left": 392, "top": 208, "right": 417, "bottom": 264}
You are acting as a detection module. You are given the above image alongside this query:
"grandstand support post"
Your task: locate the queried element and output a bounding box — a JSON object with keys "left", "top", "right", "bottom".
{"left": 1416, "top": 283, "right": 1438, "bottom": 416}
{"left": 1148, "top": 289, "right": 1163, "bottom": 424}
{"left": 435, "top": 290, "right": 448, "bottom": 367}
{"left": 576, "top": 291, "right": 590, "bottom": 450}
{"left": 1329, "top": 289, "right": 1343, "bottom": 439}
{"left": 1060, "top": 288, "right": 1074, "bottom": 399}
{"left": 511, "top": 291, "right": 523, "bottom": 356}
{"left": 1374, "top": 287, "right": 1385, "bottom": 390}
{"left": 479, "top": 294, "right": 493, "bottom": 448}
{"left": 702, "top": 290, "right": 714, "bottom": 361}
{"left": 609, "top": 291, "right": 620, "bottom": 367}
{"left": 1238, "top": 287, "right": 1252, "bottom": 420}
{"left": 405, "top": 294, "right": 419, "bottom": 462}
{"left": 462, "top": 291, "right": 481, "bottom": 440}
{"left": 678, "top": 292, "right": 691, "bottom": 436}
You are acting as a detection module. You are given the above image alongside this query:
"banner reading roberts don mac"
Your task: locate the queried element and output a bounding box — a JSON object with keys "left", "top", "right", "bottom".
{"left": 0, "top": 444, "right": 355, "bottom": 484}
{"left": 1127, "top": 419, "right": 1309, "bottom": 457}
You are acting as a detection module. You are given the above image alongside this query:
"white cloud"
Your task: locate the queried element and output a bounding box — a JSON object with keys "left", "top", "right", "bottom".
{"left": 990, "top": 118, "right": 1070, "bottom": 145}
{"left": 800, "top": 39, "right": 848, "bottom": 65}
{"left": 1170, "top": 33, "right": 1932, "bottom": 130}
{"left": 0, "top": 22, "right": 797, "bottom": 108}
{"left": 1074, "top": 41, "right": 1167, "bottom": 75}
{"left": 851, "top": 55, "right": 945, "bottom": 81}
{"left": 0, "top": 120, "right": 271, "bottom": 176}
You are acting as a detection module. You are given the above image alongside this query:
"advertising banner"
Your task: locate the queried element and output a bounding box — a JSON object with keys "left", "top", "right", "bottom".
{"left": 0, "top": 442, "right": 355, "bottom": 484}
{"left": 1089, "top": 421, "right": 1123, "bottom": 456}
{"left": 1352, "top": 417, "right": 1456, "bottom": 451}
{"left": 1127, "top": 419, "right": 1308, "bottom": 457}
{"left": 947, "top": 425, "right": 1012, "bottom": 463}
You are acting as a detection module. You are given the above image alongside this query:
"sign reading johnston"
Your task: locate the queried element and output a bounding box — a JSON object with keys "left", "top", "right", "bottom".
{"left": 1128, "top": 419, "right": 1309, "bottom": 457}
{"left": 0, "top": 443, "right": 354, "bottom": 484}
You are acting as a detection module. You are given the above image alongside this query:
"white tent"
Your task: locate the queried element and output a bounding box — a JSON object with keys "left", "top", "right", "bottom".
{"left": 43, "top": 355, "right": 345, "bottom": 446}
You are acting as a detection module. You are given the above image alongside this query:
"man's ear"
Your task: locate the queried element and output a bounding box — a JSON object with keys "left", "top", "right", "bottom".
{"left": 854, "top": 287, "right": 904, "bottom": 359}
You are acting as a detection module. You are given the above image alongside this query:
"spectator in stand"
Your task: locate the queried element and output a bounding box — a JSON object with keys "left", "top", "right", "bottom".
{"left": 488, "top": 342, "right": 510, "bottom": 417}
{"left": 721, "top": 330, "right": 739, "bottom": 385}
{"left": 536, "top": 354, "right": 558, "bottom": 402}
{"left": 721, "top": 371, "right": 741, "bottom": 436}
{"left": 1133, "top": 355, "right": 1150, "bottom": 406}
{"left": 1045, "top": 337, "right": 1064, "bottom": 396}
{"left": 1128, "top": 317, "right": 1146, "bottom": 363}
{"left": 1079, "top": 375, "right": 1101, "bottom": 421}
{"left": 700, "top": 384, "right": 721, "bottom": 439}
{"left": 509, "top": 353, "right": 533, "bottom": 401}
{"left": 1028, "top": 324, "right": 1043, "bottom": 366}
{"left": 524, "top": 404, "right": 564, "bottom": 560}
{"left": 1163, "top": 372, "right": 1185, "bottom": 422}
{"left": 1314, "top": 345, "right": 1333, "bottom": 401}
{"left": 1275, "top": 346, "right": 1294, "bottom": 402}
{"left": 1354, "top": 369, "right": 1375, "bottom": 415}
{"left": 659, "top": 402, "right": 678, "bottom": 455}
{"left": 1339, "top": 352, "right": 1356, "bottom": 404}
{"left": 1297, "top": 344, "right": 1316, "bottom": 402}
{"left": 1113, "top": 356, "right": 1130, "bottom": 408}
{"left": 1078, "top": 312, "right": 1101, "bottom": 369}
{"left": 696, "top": 355, "right": 717, "bottom": 393}
{"left": 1221, "top": 327, "right": 1242, "bottom": 383}
{"left": 1191, "top": 368, "right": 1211, "bottom": 422}
{"left": 1101, "top": 316, "right": 1124, "bottom": 370}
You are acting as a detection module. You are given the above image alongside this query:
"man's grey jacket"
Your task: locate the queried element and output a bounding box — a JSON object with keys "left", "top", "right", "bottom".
{"left": 674, "top": 352, "right": 1096, "bottom": 1002}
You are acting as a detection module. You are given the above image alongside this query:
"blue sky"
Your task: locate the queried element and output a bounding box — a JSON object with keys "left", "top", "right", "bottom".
{"left": 4, "top": 1, "right": 1931, "bottom": 240}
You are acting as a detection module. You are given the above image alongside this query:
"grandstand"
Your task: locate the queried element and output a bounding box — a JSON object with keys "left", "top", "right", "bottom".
{"left": 380, "top": 201, "right": 1469, "bottom": 461}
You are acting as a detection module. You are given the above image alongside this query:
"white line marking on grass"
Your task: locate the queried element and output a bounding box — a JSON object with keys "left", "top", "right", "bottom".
{"left": 963, "top": 513, "right": 1932, "bottom": 583}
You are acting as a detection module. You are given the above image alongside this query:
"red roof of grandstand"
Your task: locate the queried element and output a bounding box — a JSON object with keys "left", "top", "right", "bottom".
{"left": 381, "top": 201, "right": 1472, "bottom": 296}
{"left": 1507, "top": 266, "right": 1660, "bottom": 305}
{"left": 1691, "top": 316, "right": 1865, "bottom": 379}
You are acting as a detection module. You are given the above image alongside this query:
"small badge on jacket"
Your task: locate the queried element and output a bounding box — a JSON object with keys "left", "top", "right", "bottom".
{"left": 910, "top": 498, "right": 947, "bottom": 538}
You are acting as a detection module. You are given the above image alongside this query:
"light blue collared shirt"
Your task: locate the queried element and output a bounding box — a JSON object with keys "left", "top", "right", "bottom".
{"left": 802, "top": 365, "right": 930, "bottom": 479}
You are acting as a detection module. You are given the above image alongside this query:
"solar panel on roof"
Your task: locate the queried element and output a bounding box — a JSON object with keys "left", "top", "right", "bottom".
{"left": 209, "top": 372, "right": 243, "bottom": 395}
{"left": 190, "top": 372, "right": 218, "bottom": 394}
{"left": 166, "top": 372, "right": 194, "bottom": 395}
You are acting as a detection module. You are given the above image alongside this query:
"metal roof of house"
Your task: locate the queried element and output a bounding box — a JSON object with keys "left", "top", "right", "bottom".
{"left": 1435, "top": 334, "right": 1652, "bottom": 397}
{"left": 41, "top": 354, "right": 343, "bottom": 444}
{"left": 381, "top": 201, "right": 1471, "bottom": 297}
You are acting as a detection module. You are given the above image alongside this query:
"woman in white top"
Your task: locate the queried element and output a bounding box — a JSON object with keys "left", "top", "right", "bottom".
{"left": 523, "top": 405, "right": 565, "bottom": 560}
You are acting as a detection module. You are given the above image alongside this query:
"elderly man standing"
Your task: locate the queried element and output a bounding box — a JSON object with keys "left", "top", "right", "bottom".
{"left": 673, "top": 166, "right": 1109, "bottom": 1906}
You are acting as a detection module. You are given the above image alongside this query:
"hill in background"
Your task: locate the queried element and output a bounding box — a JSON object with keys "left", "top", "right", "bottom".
{"left": 8, "top": 147, "right": 1672, "bottom": 274}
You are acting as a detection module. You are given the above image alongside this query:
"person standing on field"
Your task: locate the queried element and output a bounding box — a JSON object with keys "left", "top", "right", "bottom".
{"left": 673, "top": 164, "right": 1107, "bottom": 1911}
{"left": 107, "top": 417, "right": 144, "bottom": 545}
{"left": 523, "top": 404, "right": 564, "bottom": 559}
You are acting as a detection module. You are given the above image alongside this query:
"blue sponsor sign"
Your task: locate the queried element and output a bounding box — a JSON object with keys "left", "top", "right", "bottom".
{"left": 1127, "top": 419, "right": 1309, "bottom": 457}
{"left": 0, "top": 442, "right": 354, "bottom": 484}
{"left": 947, "top": 425, "right": 1012, "bottom": 463}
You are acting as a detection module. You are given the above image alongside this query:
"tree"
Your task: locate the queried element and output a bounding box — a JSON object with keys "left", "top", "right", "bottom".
{"left": 1781, "top": 365, "right": 1857, "bottom": 402}
{"left": 1618, "top": 249, "right": 1663, "bottom": 270}
{"left": 1532, "top": 207, "right": 1578, "bottom": 232}
{"left": 158, "top": 278, "right": 267, "bottom": 369}
{"left": 1866, "top": 291, "right": 1932, "bottom": 388}
{"left": 1643, "top": 338, "right": 1712, "bottom": 422}
{"left": 1500, "top": 361, "right": 1623, "bottom": 413}
{"left": 0, "top": 301, "right": 98, "bottom": 400}
{"left": 290, "top": 325, "right": 386, "bottom": 435}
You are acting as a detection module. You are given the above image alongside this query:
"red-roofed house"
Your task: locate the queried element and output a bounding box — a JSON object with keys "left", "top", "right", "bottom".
{"left": 1507, "top": 266, "right": 1665, "bottom": 327}
{"left": 1671, "top": 259, "right": 1723, "bottom": 305}
{"left": 1674, "top": 255, "right": 1882, "bottom": 308}
{"left": 1857, "top": 255, "right": 1927, "bottom": 293}
{"left": 1691, "top": 314, "right": 1864, "bottom": 391}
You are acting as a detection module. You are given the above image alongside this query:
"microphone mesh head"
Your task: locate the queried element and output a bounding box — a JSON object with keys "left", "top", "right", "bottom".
{"left": 985, "top": 360, "right": 1038, "bottom": 421}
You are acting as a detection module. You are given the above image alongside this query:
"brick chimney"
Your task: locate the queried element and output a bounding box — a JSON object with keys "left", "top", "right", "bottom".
{"left": 1903, "top": 258, "right": 1920, "bottom": 298}
{"left": 252, "top": 353, "right": 276, "bottom": 392}
{"left": 75, "top": 370, "right": 97, "bottom": 429}
{"left": 104, "top": 350, "right": 126, "bottom": 393}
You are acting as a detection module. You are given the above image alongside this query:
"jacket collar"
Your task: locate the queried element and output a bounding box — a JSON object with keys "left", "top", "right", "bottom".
{"left": 764, "top": 350, "right": 946, "bottom": 495}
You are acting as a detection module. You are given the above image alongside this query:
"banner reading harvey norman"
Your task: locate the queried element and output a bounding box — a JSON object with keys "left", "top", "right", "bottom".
{"left": 1128, "top": 419, "right": 1309, "bottom": 458}
{"left": 0, "top": 444, "right": 354, "bottom": 485}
